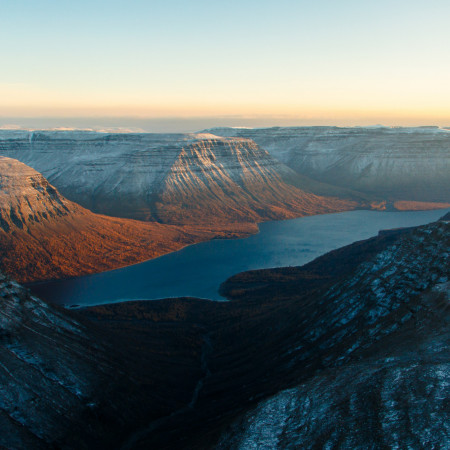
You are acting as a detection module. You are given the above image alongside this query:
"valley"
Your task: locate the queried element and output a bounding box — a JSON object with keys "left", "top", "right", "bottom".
{"left": 0, "top": 127, "right": 448, "bottom": 449}
{"left": 3, "top": 1, "right": 450, "bottom": 448}
{"left": 0, "top": 215, "right": 448, "bottom": 449}
{"left": 0, "top": 156, "right": 249, "bottom": 283}
{"left": 0, "top": 130, "right": 358, "bottom": 226}
{"left": 30, "top": 208, "right": 448, "bottom": 307}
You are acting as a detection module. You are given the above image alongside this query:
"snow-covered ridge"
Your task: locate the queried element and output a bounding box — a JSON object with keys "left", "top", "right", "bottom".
{"left": 0, "top": 130, "right": 353, "bottom": 223}
{"left": 205, "top": 126, "right": 450, "bottom": 202}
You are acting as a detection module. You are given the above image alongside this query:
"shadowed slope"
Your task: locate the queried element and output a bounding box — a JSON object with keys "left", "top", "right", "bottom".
{"left": 84, "top": 218, "right": 449, "bottom": 449}
{"left": 0, "top": 217, "right": 448, "bottom": 449}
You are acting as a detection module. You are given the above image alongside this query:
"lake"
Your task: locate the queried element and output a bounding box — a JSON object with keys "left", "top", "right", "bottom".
{"left": 29, "top": 209, "right": 449, "bottom": 307}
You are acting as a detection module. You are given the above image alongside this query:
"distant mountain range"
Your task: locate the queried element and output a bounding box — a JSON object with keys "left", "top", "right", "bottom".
{"left": 205, "top": 126, "right": 450, "bottom": 203}
{"left": 0, "top": 130, "right": 359, "bottom": 226}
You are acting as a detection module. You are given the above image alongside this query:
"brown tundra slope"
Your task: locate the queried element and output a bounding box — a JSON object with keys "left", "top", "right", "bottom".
{"left": 0, "top": 156, "right": 256, "bottom": 283}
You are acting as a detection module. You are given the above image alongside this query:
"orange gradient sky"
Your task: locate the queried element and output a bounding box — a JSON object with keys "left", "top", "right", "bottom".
{"left": 2, "top": 0, "right": 450, "bottom": 127}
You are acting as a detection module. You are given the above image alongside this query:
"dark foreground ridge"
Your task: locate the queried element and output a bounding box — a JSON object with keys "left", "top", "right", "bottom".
{"left": 0, "top": 217, "right": 448, "bottom": 449}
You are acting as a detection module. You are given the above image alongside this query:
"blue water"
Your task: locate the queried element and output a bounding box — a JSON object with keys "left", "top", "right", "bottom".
{"left": 29, "top": 209, "right": 449, "bottom": 307}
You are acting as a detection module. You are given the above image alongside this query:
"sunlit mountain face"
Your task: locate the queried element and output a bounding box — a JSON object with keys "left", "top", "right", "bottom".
{"left": 0, "top": 156, "right": 223, "bottom": 283}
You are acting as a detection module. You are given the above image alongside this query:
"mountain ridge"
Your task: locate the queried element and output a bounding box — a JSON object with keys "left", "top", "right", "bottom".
{"left": 204, "top": 126, "right": 450, "bottom": 204}
{"left": 0, "top": 130, "right": 361, "bottom": 225}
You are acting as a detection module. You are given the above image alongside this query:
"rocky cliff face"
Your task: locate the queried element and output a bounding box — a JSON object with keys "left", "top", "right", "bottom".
{"left": 0, "top": 157, "right": 231, "bottom": 282}
{"left": 0, "top": 130, "right": 357, "bottom": 224}
{"left": 0, "top": 156, "right": 85, "bottom": 232}
{"left": 205, "top": 126, "right": 450, "bottom": 203}
{"left": 0, "top": 271, "right": 130, "bottom": 449}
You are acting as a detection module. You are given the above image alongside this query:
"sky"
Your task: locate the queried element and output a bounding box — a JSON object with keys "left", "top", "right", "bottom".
{"left": 1, "top": 0, "right": 450, "bottom": 130}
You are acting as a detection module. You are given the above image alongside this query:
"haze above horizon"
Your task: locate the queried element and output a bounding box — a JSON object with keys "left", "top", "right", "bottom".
{"left": 2, "top": 0, "right": 450, "bottom": 127}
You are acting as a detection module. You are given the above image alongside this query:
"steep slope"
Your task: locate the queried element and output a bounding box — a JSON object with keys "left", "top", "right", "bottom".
{"left": 0, "top": 130, "right": 358, "bottom": 225}
{"left": 0, "top": 157, "right": 230, "bottom": 282}
{"left": 0, "top": 272, "right": 213, "bottom": 449}
{"left": 0, "top": 272, "right": 134, "bottom": 449}
{"left": 206, "top": 126, "right": 450, "bottom": 204}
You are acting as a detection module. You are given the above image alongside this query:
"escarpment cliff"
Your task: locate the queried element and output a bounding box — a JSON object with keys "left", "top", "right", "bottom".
{"left": 206, "top": 126, "right": 450, "bottom": 204}
{"left": 0, "top": 130, "right": 358, "bottom": 225}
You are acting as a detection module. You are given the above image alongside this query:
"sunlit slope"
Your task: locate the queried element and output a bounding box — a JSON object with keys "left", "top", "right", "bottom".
{"left": 0, "top": 157, "right": 223, "bottom": 282}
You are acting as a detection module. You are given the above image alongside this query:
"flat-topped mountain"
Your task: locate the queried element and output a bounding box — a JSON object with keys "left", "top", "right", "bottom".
{"left": 205, "top": 126, "right": 450, "bottom": 204}
{"left": 0, "top": 156, "right": 85, "bottom": 232}
{"left": 0, "top": 157, "right": 227, "bottom": 282}
{"left": 0, "top": 130, "right": 357, "bottom": 225}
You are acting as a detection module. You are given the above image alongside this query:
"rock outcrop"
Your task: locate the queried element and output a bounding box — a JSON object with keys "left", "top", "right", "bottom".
{"left": 0, "top": 272, "right": 131, "bottom": 449}
{"left": 0, "top": 130, "right": 357, "bottom": 225}
{"left": 206, "top": 126, "right": 450, "bottom": 203}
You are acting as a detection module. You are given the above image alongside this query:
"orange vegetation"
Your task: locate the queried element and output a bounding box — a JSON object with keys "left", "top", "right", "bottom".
{"left": 0, "top": 214, "right": 259, "bottom": 283}
{"left": 394, "top": 200, "right": 450, "bottom": 211}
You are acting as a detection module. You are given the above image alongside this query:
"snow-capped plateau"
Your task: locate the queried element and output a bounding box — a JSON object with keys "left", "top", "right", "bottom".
{"left": 0, "top": 130, "right": 356, "bottom": 224}
{"left": 205, "top": 126, "right": 450, "bottom": 202}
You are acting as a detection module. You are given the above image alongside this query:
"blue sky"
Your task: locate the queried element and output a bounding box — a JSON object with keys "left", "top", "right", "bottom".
{"left": 1, "top": 0, "right": 450, "bottom": 127}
